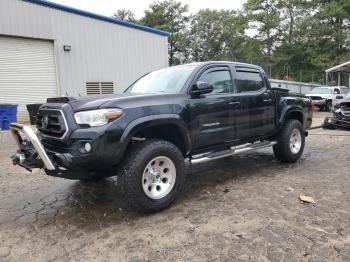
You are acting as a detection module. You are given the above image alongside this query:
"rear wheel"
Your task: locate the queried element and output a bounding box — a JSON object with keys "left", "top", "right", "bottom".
{"left": 273, "top": 120, "right": 305, "bottom": 163}
{"left": 118, "top": 139, "right": 185, "bottom": 213}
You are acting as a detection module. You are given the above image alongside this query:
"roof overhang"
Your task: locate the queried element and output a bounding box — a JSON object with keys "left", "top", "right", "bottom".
{"left": 325, "top": 61, "right": 350, "bottom": 74}
{"left": 23, "top": 0, "right": 171, "bottom": 37}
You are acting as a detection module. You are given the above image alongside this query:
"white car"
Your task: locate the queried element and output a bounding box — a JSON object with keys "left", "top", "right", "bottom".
{"left": 306, "top": 86, "right": 343, "bottom": 111}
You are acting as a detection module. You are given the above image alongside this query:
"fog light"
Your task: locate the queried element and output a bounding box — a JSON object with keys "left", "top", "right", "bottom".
{"left": 84, "top": 142, "right": 91, "bottom": 152}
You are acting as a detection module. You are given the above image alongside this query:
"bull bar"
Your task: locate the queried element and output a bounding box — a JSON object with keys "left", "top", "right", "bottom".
{"left": 10, "top": 123, "right": 56, "bottom": 170}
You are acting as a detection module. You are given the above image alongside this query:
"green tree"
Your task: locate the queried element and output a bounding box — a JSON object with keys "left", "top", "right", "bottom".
{"left": 189, "top": 9, "right": 236, "bottom": 61}
{"left": 310, "top": 0, "right": 350, "bottom": 65}
{"left": 277, "top": 0, "right": 350, "bottom": 83}
{"left": 140, "top": 0, "right": 190, "bottom": 65}
{"left": 244, "top": 0, "right": 281, "bottom": 74}
{"left": 112, "top": 9, "right": 137, "bottom": 23}
{"left": 270, "top": 1, "right": 313, "bottom": 80}
{"left": 276, "top": 0, "right": 311, "bottom": 45}
{"left": 115, "top": 0, "right": 350, "bottom": 85}
{"left": 188, "top": 9, "right": 263, "bottom": 64}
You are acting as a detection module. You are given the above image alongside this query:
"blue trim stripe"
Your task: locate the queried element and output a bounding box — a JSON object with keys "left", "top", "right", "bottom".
{"left": 23, "top": 0, "right": 170, "bottom": 37}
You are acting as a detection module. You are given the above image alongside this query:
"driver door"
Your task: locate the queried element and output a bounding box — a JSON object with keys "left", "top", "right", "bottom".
{"left": 189, "top": 66, "right": 238, "bottom": 151}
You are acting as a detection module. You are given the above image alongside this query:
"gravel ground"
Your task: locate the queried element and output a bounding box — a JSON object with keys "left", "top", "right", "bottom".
{"left": 1, "top": 112, "right": 350, "bottom": 261}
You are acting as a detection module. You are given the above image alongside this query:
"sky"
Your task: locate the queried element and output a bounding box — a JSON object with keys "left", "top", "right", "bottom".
{"left": 49, "top": 0, "right": 247, "bottom": 18}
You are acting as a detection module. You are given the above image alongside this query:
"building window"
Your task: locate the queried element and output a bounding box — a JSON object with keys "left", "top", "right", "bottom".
{"left": 86, "top": 82, "right": 114, "bottom": 95}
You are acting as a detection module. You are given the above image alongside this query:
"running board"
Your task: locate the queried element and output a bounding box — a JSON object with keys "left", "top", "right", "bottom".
{"left": 190, "top": 141, "right": 277, "bottom": 165}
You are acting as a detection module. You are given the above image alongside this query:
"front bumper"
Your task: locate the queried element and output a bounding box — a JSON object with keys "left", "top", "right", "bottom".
{"left": 313, "top": 100, "right": 327, "bottom": 107}
{"left": 323, "top": 116, "right": 350, "bottom": 130}
{"left": 10, "top": 122, "right": 126, "bottom": 179}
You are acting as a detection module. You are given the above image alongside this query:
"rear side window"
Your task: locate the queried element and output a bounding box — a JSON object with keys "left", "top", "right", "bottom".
{"left": 235, "top": 71, "right": 264, "bottom": 93}
{"left": 199, "top": 70, "right": 232, "bottom": 94}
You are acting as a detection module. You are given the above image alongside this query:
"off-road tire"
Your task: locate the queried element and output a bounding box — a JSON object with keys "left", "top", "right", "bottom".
{"left": 273, "top": 119, "right": 305, "bottom": 163}
{"left": 118, "top": 139, "right": 185, "bottom": 213}
{"left": 325, "top": 100, "right": 332, "bottom": 112}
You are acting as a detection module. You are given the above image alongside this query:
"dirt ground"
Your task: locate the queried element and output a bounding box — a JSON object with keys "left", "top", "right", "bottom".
{"left": 1, "top": 112, "right": 350, "bottom": 262}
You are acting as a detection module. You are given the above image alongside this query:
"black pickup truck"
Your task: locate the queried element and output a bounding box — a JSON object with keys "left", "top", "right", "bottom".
{"left": 10, "top": 61, "right": 312, "bottom": 212}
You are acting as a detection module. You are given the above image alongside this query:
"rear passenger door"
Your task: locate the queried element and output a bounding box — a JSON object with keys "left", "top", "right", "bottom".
{"left": 233, "top": 67, "right": 275, "bottom": 141}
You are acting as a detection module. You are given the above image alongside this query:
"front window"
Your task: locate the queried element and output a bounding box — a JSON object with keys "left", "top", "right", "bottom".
{"left": 311, "top": 87, "right": 333, "bottom": 94}
{"left": 198, "top": 69, "right": 232, "bottom": 94}
{"left": 126, "top": 65, "right": 196, "bottom": 94}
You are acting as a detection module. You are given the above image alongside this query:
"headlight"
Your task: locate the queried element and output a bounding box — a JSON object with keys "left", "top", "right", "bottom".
{"left": 74, "top": 109, "right": 123, "bottom": 127}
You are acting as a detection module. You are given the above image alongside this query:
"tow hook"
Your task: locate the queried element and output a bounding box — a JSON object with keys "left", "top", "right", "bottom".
{"left": 11, "top": 154, "right": 33, "bottom": 172}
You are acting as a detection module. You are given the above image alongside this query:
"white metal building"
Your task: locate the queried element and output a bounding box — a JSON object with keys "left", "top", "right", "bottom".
{"left": 0, "top": 0, "right": 169, "bottom": 122}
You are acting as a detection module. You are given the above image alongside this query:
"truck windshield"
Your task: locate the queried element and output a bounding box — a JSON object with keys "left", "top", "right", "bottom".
{"left": 311, "top": 87, "right": 333, "bottom": 94}
{"left": 126, "top": 65, "right": 196, "bottom": 94}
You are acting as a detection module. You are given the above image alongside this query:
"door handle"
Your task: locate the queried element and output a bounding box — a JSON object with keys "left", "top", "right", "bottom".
{"left": 263, "top": 99, "right": 272, "bottom": 103}
{"left": 229, "top": 101, "right": 240, "bottom": 106}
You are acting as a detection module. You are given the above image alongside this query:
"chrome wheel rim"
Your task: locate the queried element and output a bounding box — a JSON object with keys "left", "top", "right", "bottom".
{"left": 289, "top": 129, "right": 302, "bottom": 154}
{"left": 142, "top": 156, "right": 176, "bottom": 199}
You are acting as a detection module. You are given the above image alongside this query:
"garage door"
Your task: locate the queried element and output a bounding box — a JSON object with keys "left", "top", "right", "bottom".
{"left": 0, "top": 36, "right": 58, "bottom": 123}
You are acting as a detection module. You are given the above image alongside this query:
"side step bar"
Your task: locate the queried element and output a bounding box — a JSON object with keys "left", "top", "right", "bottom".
{"left": 190, "top": 141, "right": 277, "bottom": 165}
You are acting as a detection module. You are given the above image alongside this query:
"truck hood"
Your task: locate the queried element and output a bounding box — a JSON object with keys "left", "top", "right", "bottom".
{"left": 334, "top": 99, "right": 350, "bottom": 108}
{"left": 305, "top": 93, "right": 333, "bottom": 99}
{"left": 67, "top": 93, "right": 182, "bottom": 111}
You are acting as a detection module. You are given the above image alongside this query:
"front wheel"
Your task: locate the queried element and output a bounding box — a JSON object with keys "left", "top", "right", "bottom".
{"left": 273, "top": 120, "right": 305, "bottom": 163}
{"left": 118, "top": 139, "right": 185, "bottom": 213}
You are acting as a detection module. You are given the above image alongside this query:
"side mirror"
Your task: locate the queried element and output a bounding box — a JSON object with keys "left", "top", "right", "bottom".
{"left": 191, "top": 81, "right": 213, "bottom": 97}
{"left": 336, "top": 95, "right": 344, "bottom": 99}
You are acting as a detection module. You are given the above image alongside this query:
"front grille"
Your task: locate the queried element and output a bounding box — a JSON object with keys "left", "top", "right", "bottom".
{"left": 310, "top": 96, "right": 323, "bottom": 101}
{"left": 343, "top": 110, "right": 350, "bottom": 116}
{"left": 36, "top": 109, "right": 68, "bottom": 138}
{"left": 42, "top": 139, "right": 70, "bottom": 153}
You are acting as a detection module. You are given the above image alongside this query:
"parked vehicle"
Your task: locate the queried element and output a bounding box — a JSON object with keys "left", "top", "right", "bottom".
{"left": 306, "top": 86, "right": 343, "bottom": 112}
{"left": 10, "top": 62, "right": 313, "bottom": 212}
{"left": 323, "top": 92, "right": 350, "bottom": 130}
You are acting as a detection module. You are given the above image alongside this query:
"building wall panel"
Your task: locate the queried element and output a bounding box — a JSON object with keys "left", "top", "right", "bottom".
{"left": 0, "top": 0, "right": 168, "bottom": 97}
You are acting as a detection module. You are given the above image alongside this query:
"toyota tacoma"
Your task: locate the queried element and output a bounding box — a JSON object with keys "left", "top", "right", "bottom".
{"left": 10, "top": 62, "right": 313, "bottom": 212}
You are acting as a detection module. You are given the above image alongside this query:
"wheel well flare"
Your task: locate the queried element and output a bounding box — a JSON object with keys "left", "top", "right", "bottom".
{"left": 133, "top": 124, "right": 188, "bottom": 156}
